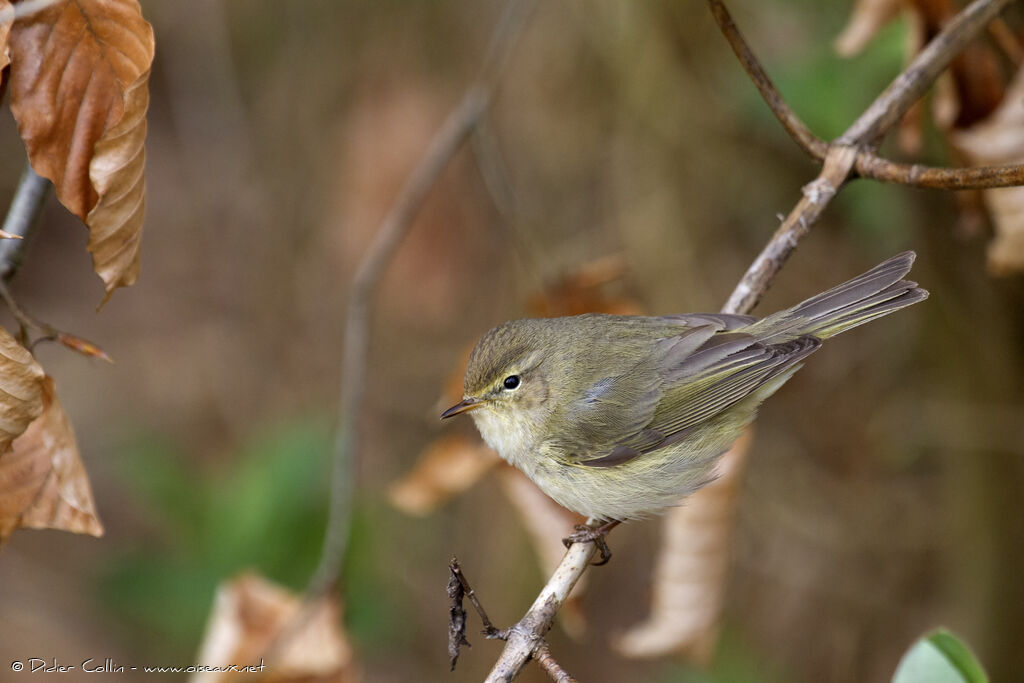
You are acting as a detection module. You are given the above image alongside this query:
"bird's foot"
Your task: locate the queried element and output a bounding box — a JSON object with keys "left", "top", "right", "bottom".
{"left": 562, "top": 520, "right": 620, "bottom": 566}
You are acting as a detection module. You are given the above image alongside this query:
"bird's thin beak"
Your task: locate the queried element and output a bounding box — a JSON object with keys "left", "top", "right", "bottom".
{"left": 441, "top": 397, "right": 483, "bottom": 419}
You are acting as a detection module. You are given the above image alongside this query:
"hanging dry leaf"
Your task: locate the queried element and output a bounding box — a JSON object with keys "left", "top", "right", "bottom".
{"left": 1, "top": 375, "right": 102, "bottom": 540}
{"left": 388, "top": 434, "right": 501, "bottom": 516}
{"left": 952, "top": 66, "right": 1024, "bottom": 274}
{"left": 7, "top": 0, "right": 154, "bottom": 302}
{"left": 192, "top": 572, "right": 356, "bottom": 683}
{"left": 0, "top": 375, "right": 101, "bottom": 542}
{"left": 0, "top": 325, "right": 45, "bottom": 453}
{"left": 613, "top": 429, "right": 752, "bottom": 664}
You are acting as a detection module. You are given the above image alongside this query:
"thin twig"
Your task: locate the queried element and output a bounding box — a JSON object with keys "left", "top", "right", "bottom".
{"left": 0, "top": 164, "right": 49, "bottom": 280}
{"left": 303, "top": 0, "right": 536, "bottom": 602}
{"left": 707, "top": 0, "right": 828, "bottom": 161}
{"left": 854, "top": 155, "right": 1024, "bottom": 190}
{"left": 534, "top": 643, "right": 577, "bottom": 683}
{"left": 450, "top": 557, "right": 506, "bottom": 639}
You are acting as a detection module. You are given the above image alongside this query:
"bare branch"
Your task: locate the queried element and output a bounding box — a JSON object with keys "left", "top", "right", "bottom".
{"left": 707, "top": 0, "right": 828, "bottom": 161}
{"left": 854, "top": 154, "right": 1024, "bottom": 190}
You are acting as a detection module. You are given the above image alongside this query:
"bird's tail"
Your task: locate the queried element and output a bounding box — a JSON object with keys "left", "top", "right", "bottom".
{"left": 751, "top": 251, "right": 928, "bottom": 342}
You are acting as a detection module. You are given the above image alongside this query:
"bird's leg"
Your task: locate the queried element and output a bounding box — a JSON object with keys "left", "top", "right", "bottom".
{"left": 562, "top": 519, "right": 621, "bottom": 566}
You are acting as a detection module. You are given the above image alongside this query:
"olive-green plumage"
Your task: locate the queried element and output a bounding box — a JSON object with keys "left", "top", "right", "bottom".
{"left": 442, "top": 252, "right": 928, "bottom": 521}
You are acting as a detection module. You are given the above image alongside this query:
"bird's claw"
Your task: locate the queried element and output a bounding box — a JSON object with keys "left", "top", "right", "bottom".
{"left": 562, "top": 523, "right": 614, "bottom": 565}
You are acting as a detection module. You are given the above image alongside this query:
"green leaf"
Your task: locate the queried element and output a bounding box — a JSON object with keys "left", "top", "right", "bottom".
{"left": 892, "top": 629, "right": 988, "bottom": 683}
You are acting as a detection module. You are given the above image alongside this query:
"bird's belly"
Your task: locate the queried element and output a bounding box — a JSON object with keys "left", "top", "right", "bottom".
{"left": 523, "top": 441, "right": 723, "bottom": 521}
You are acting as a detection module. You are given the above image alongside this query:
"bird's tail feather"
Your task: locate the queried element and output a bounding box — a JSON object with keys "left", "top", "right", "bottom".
{"left": 753, "top": 251, "right": 928, "bottom": 341}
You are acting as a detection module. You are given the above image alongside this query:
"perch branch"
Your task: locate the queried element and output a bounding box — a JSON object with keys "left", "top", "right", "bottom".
{"left": 483, "top": 0, "right": 1019, "bottom": 679}
{"left": 485, "top": 533, "right": 596, "bottom": 682}
{"left": 302, "top": 0, "right": 536, "bottom": 600}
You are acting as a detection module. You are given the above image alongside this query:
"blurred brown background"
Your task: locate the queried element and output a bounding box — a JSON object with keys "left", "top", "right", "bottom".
{"left": 0, "top": 1, "right": 1022, "bottom": 681}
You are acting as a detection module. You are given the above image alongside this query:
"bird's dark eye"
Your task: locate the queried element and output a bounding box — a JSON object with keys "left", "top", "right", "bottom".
{"left": 503, "top": 375, "right": 521, "bottom": 390}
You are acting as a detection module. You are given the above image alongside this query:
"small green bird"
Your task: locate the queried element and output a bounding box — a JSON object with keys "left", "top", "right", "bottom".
{"left": 442, "top": 252, "right": 927, "bottom": 523}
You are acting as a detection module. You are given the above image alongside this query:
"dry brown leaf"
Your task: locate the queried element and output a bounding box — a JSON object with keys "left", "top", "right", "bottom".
{"left": 0, "top": 325, "right": 45, "bottom": 453}
{"left": 0, "top": 375, "right": 101, "bottom": 542}
{"left": 388, "top": 434, "right": 501, "bottom": 516}
{"left": 7, "top": 0, "right": 154, "bottom": 303}
{"left": 613, "top": 429, "right": 752, "bottom": 664}
{"left": 952, "top": 66, "right": 1024, "bottom": 274}
{"left": 192, "top": 572, "right": 356, "bottom": 683}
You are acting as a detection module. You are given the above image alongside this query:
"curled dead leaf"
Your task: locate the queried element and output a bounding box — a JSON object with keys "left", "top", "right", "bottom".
{"left": 192, "top": 572, "right": 356, "bottom": 683}
{"left": 0, "top": 325, "right": 45, "bottom": 453}
{"left": 613, "top": 429, "right": 752, "bottom": 663}
{"left": 7, "top": 0, "right": 154, "bottom": 302}
{"left": 0, "top": 375, "right": 101, "bottom": 542}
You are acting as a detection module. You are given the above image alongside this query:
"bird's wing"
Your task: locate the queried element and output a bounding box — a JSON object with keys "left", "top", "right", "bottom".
{"left": 560, "top": 330, "right": 820, "bottom": 468}
{"left": 551, "top": 325, "right": 720, "bottom": 460}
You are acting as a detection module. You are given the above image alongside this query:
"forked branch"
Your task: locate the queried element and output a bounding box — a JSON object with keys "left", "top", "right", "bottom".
{"left": 709, "top": 0, "right": 1024, "bottom": 193}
